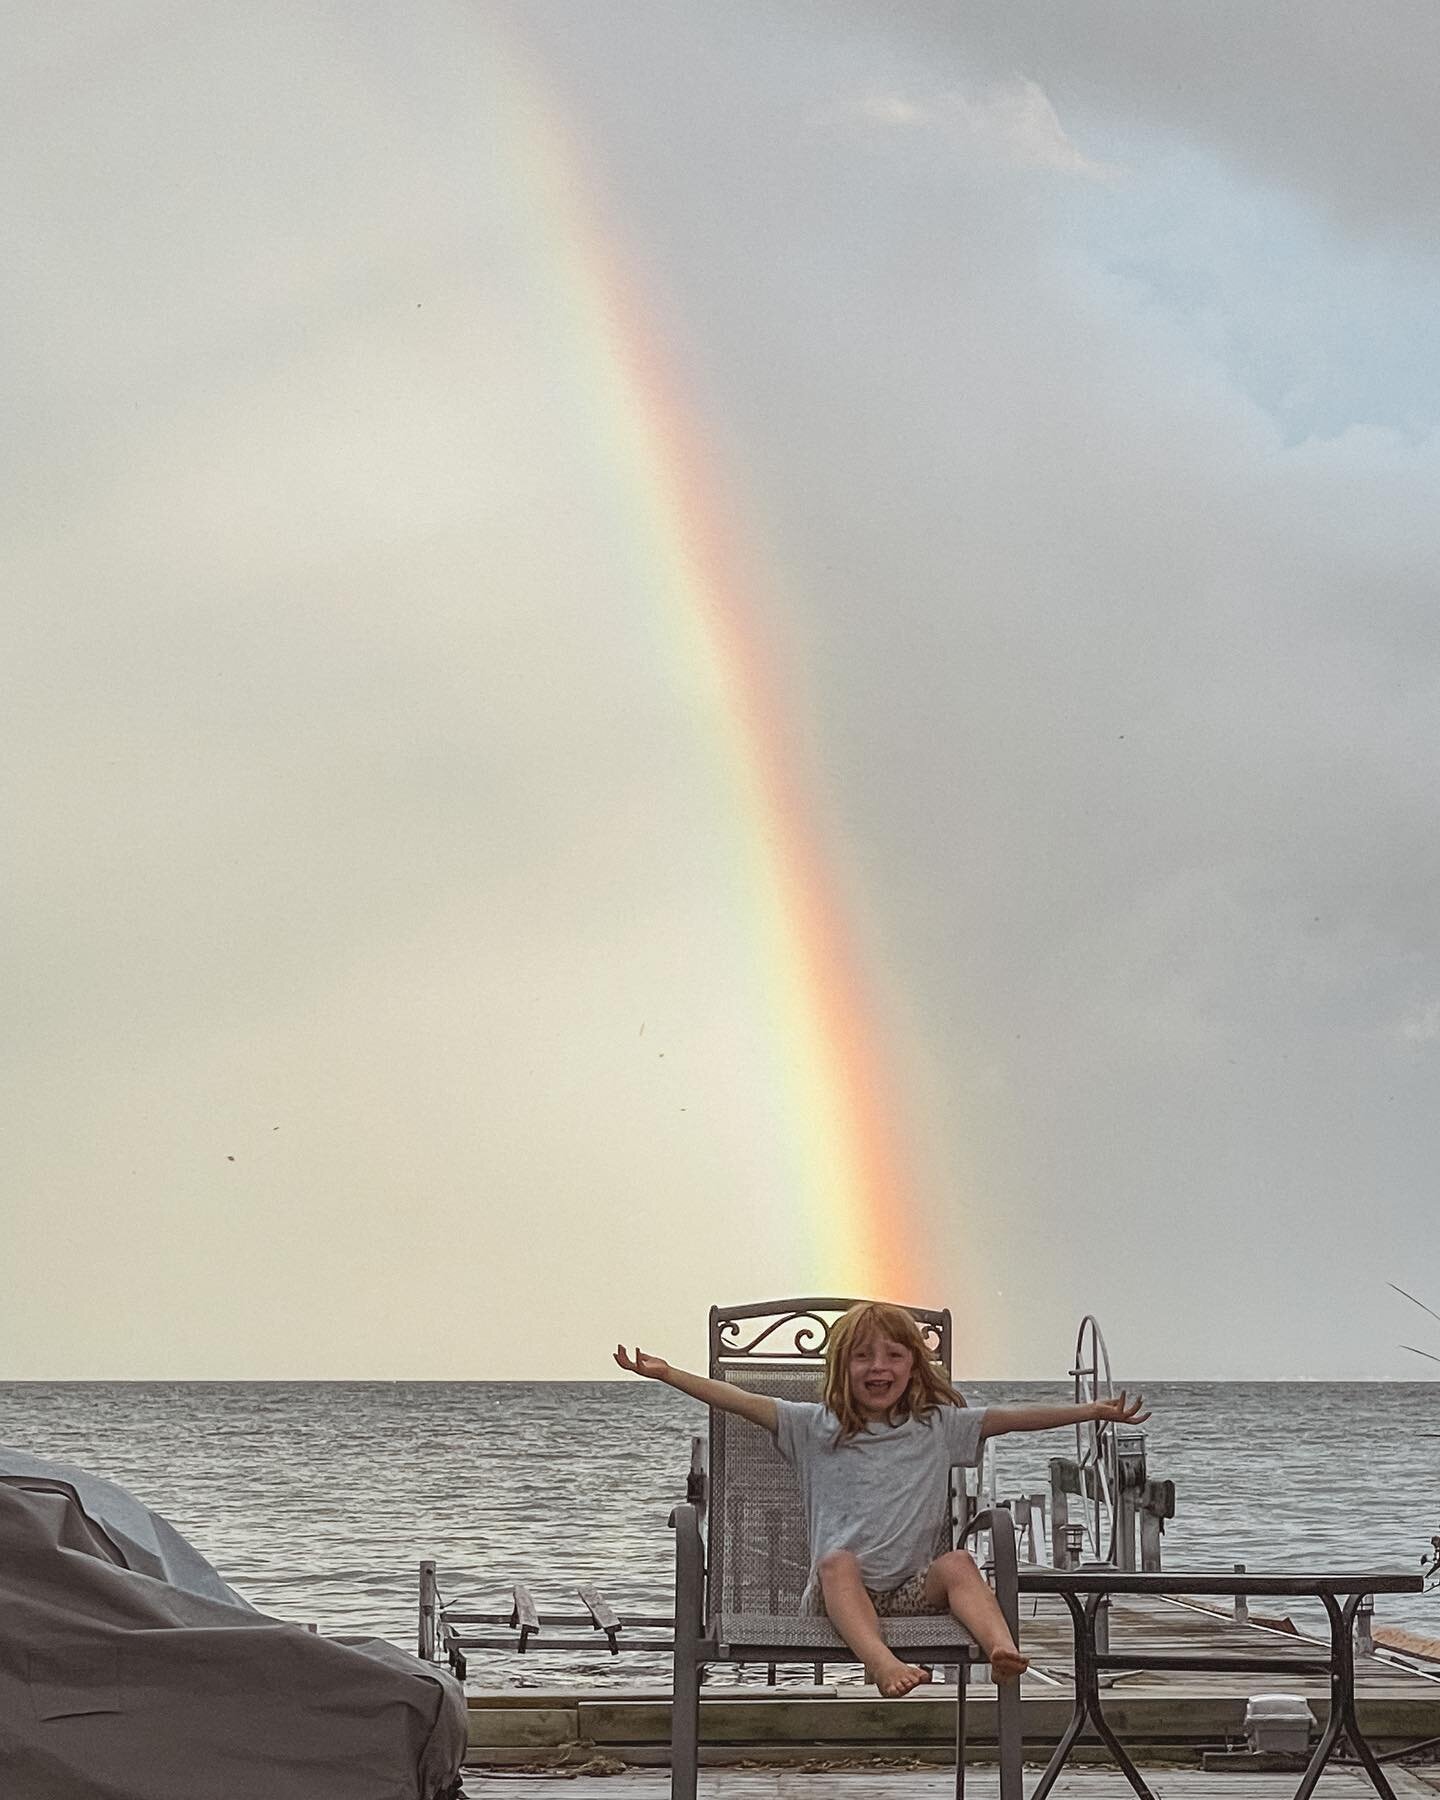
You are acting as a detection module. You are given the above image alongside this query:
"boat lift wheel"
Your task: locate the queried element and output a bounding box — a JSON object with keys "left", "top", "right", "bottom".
{"left": 1071, "top": 1313, "right": 1119, "bottom": 1563}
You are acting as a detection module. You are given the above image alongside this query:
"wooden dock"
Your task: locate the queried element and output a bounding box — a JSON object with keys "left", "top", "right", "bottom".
{"left": 455, "top": 1765, "right": 1440, "bottom": 1800}
{"left": 464, "top": 1594, "right": 1440, "bottom": 1768}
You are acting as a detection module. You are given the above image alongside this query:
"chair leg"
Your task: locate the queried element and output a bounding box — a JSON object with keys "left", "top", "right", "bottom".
{"left": 669, "top": 1502, "right": 705, "bottom": 1800}
{"left": 953, "top": 1660, "right": 968, "bottom": 1800}
{"left": 983, "top": 1508, "right": 1024, "bottom": 1800}
{"left": 671, "top": 1647, "right": 701, "bottom": 1800}
{"left": 995, "top": 1670, "right": 1023, "bottom": 1800}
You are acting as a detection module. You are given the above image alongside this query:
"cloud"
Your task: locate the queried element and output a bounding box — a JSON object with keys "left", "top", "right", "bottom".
{"left": 7, "top": 0, "right": 1440, "bottom": 1379}
{"left": 892, "top": 0, "right": 1440, "bottom": 254}
{"left": 822, "top": 78, "right": 1125, "bottom": 181}
{"left": 854, "top": 93, "right": 926, "bottom": 127}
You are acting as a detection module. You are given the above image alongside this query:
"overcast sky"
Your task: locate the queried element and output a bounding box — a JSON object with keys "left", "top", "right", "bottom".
{"left": 5, "top": 2, "right": 1440, "bottom": 1380}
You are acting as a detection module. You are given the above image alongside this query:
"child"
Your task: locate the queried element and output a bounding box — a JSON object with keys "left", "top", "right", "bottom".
{"left": 615, "top": 1301, "right": 1148, "bottom": 1697}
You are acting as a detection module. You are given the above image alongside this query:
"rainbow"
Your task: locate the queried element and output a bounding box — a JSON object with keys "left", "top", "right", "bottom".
{"left": 484, "top": 33, "right": 929, "bottom": 1303}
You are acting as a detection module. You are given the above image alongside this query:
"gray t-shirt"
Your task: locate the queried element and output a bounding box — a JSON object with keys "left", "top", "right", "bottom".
{"left": 773, "top": 1399, "right": 987, "bottom": 1600}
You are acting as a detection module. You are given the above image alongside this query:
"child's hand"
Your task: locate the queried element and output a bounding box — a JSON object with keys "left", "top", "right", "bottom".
{"left": 614, "top": 1345, "right": 671, "bottom": 1381}
{"left": 1093, "top": 1390, "right": 1150, "bottom": 1426}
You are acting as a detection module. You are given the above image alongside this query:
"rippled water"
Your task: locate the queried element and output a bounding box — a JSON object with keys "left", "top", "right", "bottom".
{"left": 1, "top": 1381, "right": 1436, "bottom": 1685}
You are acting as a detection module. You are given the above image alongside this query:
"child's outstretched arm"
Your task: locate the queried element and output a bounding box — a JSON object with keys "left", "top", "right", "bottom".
{"left": 979, "top": 1390, "right": 1149, "bottom": 1440}
{"left": 614, "top": 1346, "right": 778, "bottom": 1434}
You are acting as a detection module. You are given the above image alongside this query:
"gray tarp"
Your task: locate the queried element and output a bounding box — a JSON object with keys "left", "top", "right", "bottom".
{"left": 0, "top": 1446, "right": 466, "bottom": 1800}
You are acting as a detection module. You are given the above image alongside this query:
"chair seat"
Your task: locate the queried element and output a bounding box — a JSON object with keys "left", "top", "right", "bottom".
{"left": 712, "top": 1611, "right": 981, "bottom": 1659}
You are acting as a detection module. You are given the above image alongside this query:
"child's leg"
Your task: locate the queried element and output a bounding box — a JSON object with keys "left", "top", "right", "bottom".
{"left": 816, "top": 1551, "right": 930, "bottom": 1698}
{"left": 922, "top": 1550, "right": 1028, "bottom": 1680}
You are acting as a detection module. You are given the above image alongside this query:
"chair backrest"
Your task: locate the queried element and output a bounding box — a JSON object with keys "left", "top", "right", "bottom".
{"left": 704, "top": 1298, "right": 951, "bottom": 1618}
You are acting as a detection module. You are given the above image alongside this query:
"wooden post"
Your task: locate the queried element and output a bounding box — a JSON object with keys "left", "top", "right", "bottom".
{"left": 419, "top": 1561, "right": 437, "bottom": 1661}
{"left": 1049, "top": 1463, "right": 1071, "bottom": 1567}
{"left": 1233, "top": 1563, "right": 1248, "bottom": 1625}
{"left": 1116, "top": 1485, "right": 1137, "bottom": 1571}
{"left": 1138, "top": 1477, "right": 1174, "bottom": 1572}
{"left": 1114, "top": 1429, "right": 1146, "bottom": 1572}
{"left": 1018, "top": 1494, "right": 1039, "bottom": 1563}
{"left": 687, "top": 1434, "right": 708, "bottom": 1516}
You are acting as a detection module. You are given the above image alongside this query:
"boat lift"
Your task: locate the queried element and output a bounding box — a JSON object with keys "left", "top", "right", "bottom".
{"left": 419, "top": 1433, "right": 710, "bottom": 1676}
{"left": 419, "top": 1573, "right": 675, "bottom": 1680}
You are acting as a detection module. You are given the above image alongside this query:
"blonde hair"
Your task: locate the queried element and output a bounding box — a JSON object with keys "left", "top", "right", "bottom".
{"left": 822, "top": 1301, "right": 967, "bottom": 1441}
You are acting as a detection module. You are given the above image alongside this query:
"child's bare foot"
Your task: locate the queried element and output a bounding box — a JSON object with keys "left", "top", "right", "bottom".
{"left": 986, "top": 1644, "right": 1028, "bottom": 1681}
{"left": 867, "top": 1653, "right": 932, "bottom": 1697}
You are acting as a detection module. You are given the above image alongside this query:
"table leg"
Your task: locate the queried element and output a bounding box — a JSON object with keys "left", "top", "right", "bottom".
{"left": 1298, "top": 1594, "right": 1397, "bottom": 1800}
{"left": 1031, "top": 1593, "right": 1156, "bottom": 1800}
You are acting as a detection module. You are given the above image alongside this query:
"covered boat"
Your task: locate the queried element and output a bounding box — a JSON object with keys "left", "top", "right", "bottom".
{"left": 0, "top": 1447, "right": 466, "bottom": 1799}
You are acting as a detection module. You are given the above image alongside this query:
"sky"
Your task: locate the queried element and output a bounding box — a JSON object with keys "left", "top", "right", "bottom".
{"left": 4, "top": 2, "right": 1440, "bottom": 1380}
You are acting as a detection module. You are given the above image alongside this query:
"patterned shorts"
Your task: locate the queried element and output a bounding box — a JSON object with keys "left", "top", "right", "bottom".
{"left": 865, "top": 1569, "right": 945, "bottom": 1618}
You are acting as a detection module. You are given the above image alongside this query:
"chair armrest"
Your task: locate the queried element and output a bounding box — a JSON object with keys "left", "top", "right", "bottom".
{"left": 669, "top": 1501, "right": 706, "bottom": 1635}
{"left": 963, "top": 1505, "right": 1020, "bottom": 1642}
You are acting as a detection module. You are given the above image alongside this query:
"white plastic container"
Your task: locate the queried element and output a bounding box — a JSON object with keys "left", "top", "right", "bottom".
{"left": 1244, "top": 1694, "right": 1315, "bottom": 1755}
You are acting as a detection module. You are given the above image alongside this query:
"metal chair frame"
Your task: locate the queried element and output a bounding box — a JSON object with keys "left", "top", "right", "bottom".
{"left": 667, "top": 1297, "right": 1023, "bottom": 1800}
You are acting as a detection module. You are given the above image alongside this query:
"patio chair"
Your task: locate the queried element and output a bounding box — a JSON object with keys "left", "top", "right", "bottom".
{"left": 667, "top": 1298, "right": 1023, "bottom": 1800}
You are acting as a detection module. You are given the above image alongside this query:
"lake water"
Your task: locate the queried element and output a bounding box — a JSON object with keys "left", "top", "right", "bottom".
{"left": 1, "top": 1380, "right": 1436, "bottom": 1685}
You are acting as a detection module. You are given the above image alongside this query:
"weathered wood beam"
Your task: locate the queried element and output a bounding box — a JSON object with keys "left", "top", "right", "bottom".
{"left": 579, "top": 1584, "right": 623, "bottom": 1653}
{"left": 511, "top": 1583, "right": 541, "bottom": 1650}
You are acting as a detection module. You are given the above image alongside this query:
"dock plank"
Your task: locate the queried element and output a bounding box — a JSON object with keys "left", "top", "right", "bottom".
{"left": 464, "top": 1593, "right": 1440, "bottom": 1766}
{"left": 456, "top": 1767, "right": 1398, "bottom": 1800}
{"left": 1010, "top": 1594, "right": 1440, "bottom": 1701}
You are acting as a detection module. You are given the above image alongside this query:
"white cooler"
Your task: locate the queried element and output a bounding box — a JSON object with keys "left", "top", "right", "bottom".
{"left": 1244, "top": 1693, "right": 1316, "bottom": 1755}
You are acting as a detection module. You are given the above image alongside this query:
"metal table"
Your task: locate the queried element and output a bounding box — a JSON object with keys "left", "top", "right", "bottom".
{"left": 1016, "top": 1568, "right": 1425, "bottom": 1800}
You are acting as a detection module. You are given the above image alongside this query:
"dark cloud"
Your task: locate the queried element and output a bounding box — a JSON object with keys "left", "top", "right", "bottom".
{"left": 879, "top": 0, "right": 1440, "bottom": 252}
